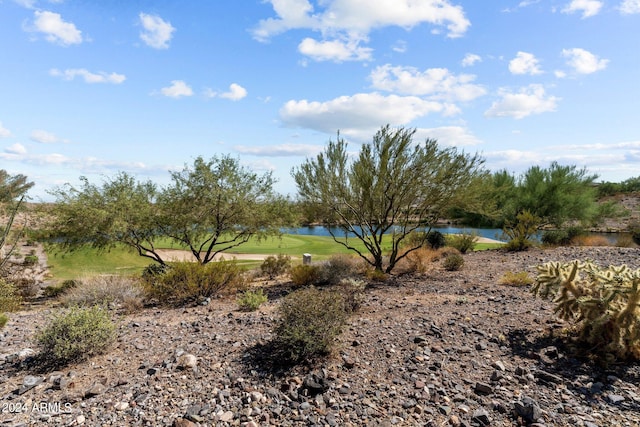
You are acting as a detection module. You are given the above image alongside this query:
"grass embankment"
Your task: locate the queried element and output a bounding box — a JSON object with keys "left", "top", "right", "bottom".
{"left": 46, "top": 234, "right": 502, "bottom": 282}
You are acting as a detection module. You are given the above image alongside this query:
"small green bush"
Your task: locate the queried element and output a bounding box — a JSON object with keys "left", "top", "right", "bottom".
{"left": 62, "top": 275, "right": 144, "bottom": 313}
{"left": 445, "top": 232, "right": 478, "bottom": 254}
{"left": 141, "top": 263, "right": 168, "bottom": 281}
{"left": 290, "top": 264, "right": 321, "bottom": 287}
{"left": 273, "top": 287, "right": 348, "bottom": 363}
{"left": 0, "top": 313, "right": 8, "bottom": 328}
{"left": 443, "top": 253, "right": 464, "bottom": 271}
{"left": 36, "top": 306, "right": 116, "bottom": 368}
{"left": 502, "top": 210, "right": 539, "bottom": 251}
{"left": 318, "top": 254, "right": 358, "bottom": 285}
{"left": 260, "top": 254, "right": 291, "bottom": 279}
{"left": 0, "top": 280, "right": 22, "bottom": 312}
{"left": 237, "top": 288, "right": 268, "bottom": 311}
{"left": 144, "top": 260, "right": 243, "bottom": 305}
{"left": 498, "top": 271, "right": 533, "bottom": 287}
{"left": 23, "top": 255, "right": 38, "bottom": 266}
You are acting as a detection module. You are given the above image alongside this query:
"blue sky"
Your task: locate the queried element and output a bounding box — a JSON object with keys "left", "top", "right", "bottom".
{"left": 1, "top": 0, "right": 639, "bottom": 200}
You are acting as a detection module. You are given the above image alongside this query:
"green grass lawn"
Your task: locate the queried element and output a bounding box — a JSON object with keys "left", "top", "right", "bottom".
{"left": 45, "top": 234, "right": 503, "bottom": 282}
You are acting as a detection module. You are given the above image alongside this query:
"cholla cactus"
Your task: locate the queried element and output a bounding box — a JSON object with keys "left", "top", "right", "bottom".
{"left": 533, "top": 260, "right": 640, "bottom": 360}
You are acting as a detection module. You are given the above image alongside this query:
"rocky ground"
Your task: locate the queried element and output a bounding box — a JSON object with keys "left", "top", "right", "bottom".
{"left": 1, "top": 246, "right": 640, "bottom": 427}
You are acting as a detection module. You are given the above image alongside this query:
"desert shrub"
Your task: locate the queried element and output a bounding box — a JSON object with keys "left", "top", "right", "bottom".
{"left": 43, "top": 279, "right": 79, "bottom": 298}
{"left": 498, "top": 271, "right": 534, "bottom": 286}
{"left": 534, "top": 260, "right": 640, "bottom": 361}
{"left": 141, "top": 263, "right": 168, "bottom": 281}
{"left": 273, "top": 287, "right": 348, "bottom": 363}
{"left": 542, "top": 226, "right": 586, "bottom": 246}
{"left": 318, "top": 254, "right": 358, "bottom": 285}
{"left": 237, "top": 288, "right": 268, "bottom": 311}
{"left": 445, "top": 232, "right": 478, "bottom": 254}
{"left": 290, "top": 264, "right": 321, "bottom": 287}
{"left": 425, "top": 231, "right": 446, "bottom": 249}
{"left": 12, "top": 277, "right": 39, "bottom": 299}
{"left": 365, "top": 268, "right": 388, "bottom": 281}
{"left": 22, "top": 254, "right": 38, "bottom": 266}
{"left": 502, "top": 210, "right": 540, "bottom": 252}
{"left": 571, "top": 235, "right": 611, "bottom": 247}
{"left": 541, "top": 229, "right": 568, "bottom": 246}
{"left": 336, "top": 278, "right": 366, "bottom": 313}
{"left": 403, "top": 231, "right": 426, "bottom": 248}
{"left": 63, "top": 275, "right": 144, "bottom": 313}
{"left": 260, "top": 254, "right": 291, "bottom": 279}
{"left": 0, "top": 313, "right": 7, "bottom": 328}
{"left": 144, "top": 260, "right": 243, "bottom": 306}
{"left": 443, "top": 253, "right": 464, "bottom": 271}
{"left": 400, "top": 247, "right": 440, "bottom": 274}
{"left": 0, "top": 279, "right": 22, "bottom": 312}
{"left": 36, "top": 305, "right": 116, "bottom": 368}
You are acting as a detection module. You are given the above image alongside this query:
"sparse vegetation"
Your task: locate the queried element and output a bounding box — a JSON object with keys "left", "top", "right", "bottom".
{"left": 272, "top": 287, "right": 348, "bottom": 364}
{"left": 498, "top": 271, "right": 534, "bottom": 287}
{"left": 289, "top": 264, "right": 321, "bottom": 287}
{"left": 443, "top": 253, "right": 464, "bottom": 271}
{"left": 36, "top": 305, "right": 116, "bottom": 368}
{"left": 237, "top": 288, "right": 268, "bottom": 311}
{"left": 317, "top": 254, "right": 359, "bottom": 285}
{"left": 445, "top": 232, "right": 478, "bottom": 254}
{"left": 143, "top": 260, "right": 244, "bottom": 306}
{"left": 502, "top": 210, "right": 539, "bottom": 252}
{"left": 62, "top": 275, "right": 144, "bottom": 313}
{"left": 260, "top": 254, "right": 291, "bottom": 279}
{"left": 43, "top": 279, "right": 79, "bottom": 298}
{"left": 0, "top": 279, "right": 22, "bottom": 313}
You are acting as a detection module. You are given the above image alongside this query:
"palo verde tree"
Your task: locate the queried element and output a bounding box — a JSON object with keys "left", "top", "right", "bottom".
{"left": 156, "top": 155, "right": 287, "bottom": 264}
{"left": 47, "top": 172, "right": 165, "bottom": 264}
{"left": 292, "top": 125, "right": 485, "bottom": 274}
{"left": 48, "top": 156, "right": 288, "bottom": 265}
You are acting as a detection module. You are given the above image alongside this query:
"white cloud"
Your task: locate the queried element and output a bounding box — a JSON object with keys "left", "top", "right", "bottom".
{"left": 139, "top": 13, "right": 175, "bottom": 49}
{"left": 619, "top": 0, "right": 640, "bottom": 14}
{"left": 279, "top": 92, "right": 444, "bottom": 134}
{"left": 220, "top": 83, "right": 248, "bottom": 101}
{"left": 298, "top": 37, "right": 373, "bottom": 62}
{"left": 509, "top": 52, "right": 542, "bottom": 75}
{"left": 30, "top": 129, "right": 64, "bottom": 143}
{"left": 562, "top": 0, "right": 603, "bottom": 18}
{"left": 461, "top": 53, "right": 481, "bottom": 67}
{"left": 234, "top": 143, "right": 323, "bottom": 157}
{"left": 369, "top": 64, "right": 486, "bottom": 102}
{"left": 253, "top": 0, "right": 471, "bottom": 58}
{"left": 5, "top": 143, "right": 27, "bottom": 155}
{"left": 414, "top": 126, "right": 482, "bottom": 147}
{"left": 562, "top": 48, "right": 609, "bottom": 74}
{"left": 49, "top": 68, "right": 126, "bottom": 84}
{"left": 0, "top": 122, "right": 11, "bottom": 138}
{"left": 28, "top": 10, "right": 83, "bottom": 46}
{"left": 485, "top": 84, "right": 560, "bottom": 119}
{"left": 160, "top": 80, "right": 193, "bottom": 98}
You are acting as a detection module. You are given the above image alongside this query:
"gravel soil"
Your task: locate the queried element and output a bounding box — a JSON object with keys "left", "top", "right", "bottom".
{"left": 1, "top": 246, "right": 639, "bottom": 427}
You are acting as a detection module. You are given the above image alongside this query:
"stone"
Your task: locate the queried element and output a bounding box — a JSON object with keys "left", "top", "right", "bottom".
{"left": 177, "top": 353, "right": 198, "bottom": 370}
{"left": 535, "top": 369, "right": 563, "bottom": 384}
{"left": 474, "top": 382, "right": 493, "bottom": 395}
{"left": 471, "top": 408, "right": 491, "bottom": 426}
{"left": 218, "top": 411, "right": 234, "bottom": 422}
{"left": 172, "top": 419, "right": 196, "bottom": 427}
{"left": 607, "top": 394, "right": 625, "bottom": 404}
{"left": 19, "top": 375, "right": 43, "bottom": 395}
{"left": 114, "top": 401, "right": 129, "bottom": 411}
{"left": 85, "top": 382, "right": 107, "bottom": 397}
{"left": 514, "top": 396, "right": 543, "bottom": 423}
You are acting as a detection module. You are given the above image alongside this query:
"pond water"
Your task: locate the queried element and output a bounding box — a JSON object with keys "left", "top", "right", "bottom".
{"left": 282, "top": 225, "right": 506, "bottom": 241}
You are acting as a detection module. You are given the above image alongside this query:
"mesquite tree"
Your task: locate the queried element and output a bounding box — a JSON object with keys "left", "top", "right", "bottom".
{"left": 292, "top": 125, "right": 484, "bottom": 273}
